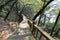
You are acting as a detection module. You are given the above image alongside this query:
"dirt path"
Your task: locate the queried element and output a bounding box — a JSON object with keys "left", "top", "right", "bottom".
{"left": 0, "top": 16, "right": 35, "bottom": 40}
{"left": 7, "top": 16, "right": 35, "bottom": 40}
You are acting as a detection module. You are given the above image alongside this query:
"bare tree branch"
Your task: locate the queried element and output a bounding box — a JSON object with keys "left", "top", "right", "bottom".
{"left": 33, "top": 0, "right": 54, "bottom": 20}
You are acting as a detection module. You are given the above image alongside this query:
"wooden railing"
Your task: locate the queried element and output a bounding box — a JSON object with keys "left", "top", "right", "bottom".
{"left": 28, "top": 20, "right": 55, "bottom": 40}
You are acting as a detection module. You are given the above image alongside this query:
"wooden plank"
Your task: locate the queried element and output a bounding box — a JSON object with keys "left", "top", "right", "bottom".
{"left": 34, "top": 25, "right": 55, "bottom": 40}
{"left": 28, "top": 20, "right": 55, "bottom": 40}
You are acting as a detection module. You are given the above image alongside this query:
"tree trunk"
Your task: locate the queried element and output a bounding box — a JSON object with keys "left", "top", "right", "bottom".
{"left": 38, "top": 14, "right": 42, "bottom": 26}
{"left": 50, "top": 11, "right": 60, "bottom": 36}
{"left": 43, "top": 15, "right": 46, "bottom": 25}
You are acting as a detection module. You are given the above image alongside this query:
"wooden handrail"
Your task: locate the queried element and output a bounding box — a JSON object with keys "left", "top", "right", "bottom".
{"left": 27, "top": 20, "right": 55, "bottom": 40}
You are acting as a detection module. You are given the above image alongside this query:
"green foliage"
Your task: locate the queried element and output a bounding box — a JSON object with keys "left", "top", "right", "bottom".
{"left": 45, "top": 5, "right": 50, "bottom": 10}
{"left": 0, "top": 0, "right": 50, "bottom": 20}
{"left": 55, "top": 20, "right": 60, "bottom": 29}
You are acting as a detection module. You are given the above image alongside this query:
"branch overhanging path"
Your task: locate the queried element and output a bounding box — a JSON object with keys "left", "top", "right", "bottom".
{"left": 32, "top": 0, "right": 54, "bottom": 20}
